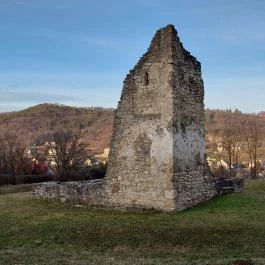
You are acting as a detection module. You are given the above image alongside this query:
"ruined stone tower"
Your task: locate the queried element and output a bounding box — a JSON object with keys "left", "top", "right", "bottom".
{"left": 33, "top": 25, "right": 218, "bottom": 212}
{"left": 105, "top": 25, "right": 216, "bottom": 211}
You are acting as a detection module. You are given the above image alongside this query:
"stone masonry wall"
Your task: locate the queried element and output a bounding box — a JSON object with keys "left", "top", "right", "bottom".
{"left": 104, "top": 25, "right": 217, "bottom": 211}
{"left": 33, "top": 180, "right": 106, "bottom": 206}
{"left": 170, "top": 27, "right": 217, "bottom": 210}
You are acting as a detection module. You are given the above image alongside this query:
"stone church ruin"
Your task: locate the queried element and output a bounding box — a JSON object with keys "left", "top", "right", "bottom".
{"left": 33, "top": 25, "right": 227, "bottom": 211}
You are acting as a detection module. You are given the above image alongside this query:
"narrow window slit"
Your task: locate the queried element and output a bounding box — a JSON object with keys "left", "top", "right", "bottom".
{"left": 144, "top": 72, "right": 149, "bottom": 86}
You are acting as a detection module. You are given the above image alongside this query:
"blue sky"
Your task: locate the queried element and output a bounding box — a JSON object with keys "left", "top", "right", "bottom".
{"left": 0, "top": 0, "right": 264, "bottom": 113}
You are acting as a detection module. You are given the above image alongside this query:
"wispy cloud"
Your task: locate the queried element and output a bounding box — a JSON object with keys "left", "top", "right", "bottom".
{"left": 0, "top": 90, "right": 77, "bottom": 103}
{"left": 0, "top": 87, "right": 119, "bottom": 112}
{"left": 0, "top": 89, "right": 83, "bottom": 112}
{"left": 0, "top": 23, "right": 146, "bottom": 48}
{"left": 1, "top": 0, "right": 78, "bottom": 11}
{"left": 214, "top": 25, "right": 265, "bottom": 44}
{"left": 0, "top": 70, "right": 122, "bottom": 89}
{"left": 183, "top": 0, "right": 265, "bottom": 44}
{"left": 0, "top": 69, "right": 122, "bottom": 112}
{"left": 205, "top": 76, "right": 265, "bottom": 113}
{"left": 34, "top": 29, "right": 120, "bottom": 47}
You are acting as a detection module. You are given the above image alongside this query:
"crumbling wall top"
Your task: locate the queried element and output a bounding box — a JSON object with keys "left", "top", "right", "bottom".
{"left": 125, "top": 25, "right": 200, "bottom": 79}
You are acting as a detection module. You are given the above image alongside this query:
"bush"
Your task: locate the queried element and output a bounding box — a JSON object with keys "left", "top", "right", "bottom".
{"left": 86, "top": 163, "right": 108, "bottom": 180}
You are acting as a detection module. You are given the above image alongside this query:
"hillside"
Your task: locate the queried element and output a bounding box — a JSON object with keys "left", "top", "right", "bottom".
{"left": 1, "top": 104, "right": 265, "bottom": 156}
{"left": 205, "top": 109, "right": 265, "bottom": 142}
{"left": 205, "top": 109, "right": 265, "bottom": 136}
{"left": 0, "top": 104, "right": 114, "bottom": 153}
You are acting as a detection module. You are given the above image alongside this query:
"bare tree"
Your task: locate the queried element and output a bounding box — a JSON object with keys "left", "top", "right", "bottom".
{"left": 221, "top": 116, "right": 242, "bottom": 176}
{"left": 243, "top": 116, "right": 264, "bottom": 178}
{"left": 49, "top": 128, "right": 88, "bottom": 180}
{"left": 0, "top": 136, "right": 8, "bottom": 173}
{"left": 206, "top": 140, "right": 226, "bottom": 177}
{"left": 0, "top": 129, "right": 28, "bottom": 183}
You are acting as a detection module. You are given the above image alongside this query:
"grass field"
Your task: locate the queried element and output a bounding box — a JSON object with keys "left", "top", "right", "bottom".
{"left": 0, "top": 184, "right": 33, "bottom": 195}
{"left": 0, "top": 180, "right": 265, "bottom": 265}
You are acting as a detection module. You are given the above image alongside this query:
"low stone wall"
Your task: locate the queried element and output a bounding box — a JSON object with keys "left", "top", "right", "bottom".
{"left": 32, "top": 180, "right": 106, "bottom": 206}
{"left": 32, "top": 177, "right": 244, "bottom": 211}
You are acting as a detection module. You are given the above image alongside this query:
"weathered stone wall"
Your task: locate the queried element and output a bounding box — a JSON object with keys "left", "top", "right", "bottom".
{"left": 32, "top": 25, "right": 219, "bottom": 212}
{"left": 104, "top": 25, "right": 216, "bottom": 211}
{"left": 33, "top": 180, "right": 106, "bottom": 206}
{"left": 170, "top": 27, "right": 217, "bottom": 210}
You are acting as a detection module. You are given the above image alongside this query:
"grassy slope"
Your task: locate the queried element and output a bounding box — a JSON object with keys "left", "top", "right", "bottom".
{"left": 0, "top": 181, "right": 265, "bottom": 265}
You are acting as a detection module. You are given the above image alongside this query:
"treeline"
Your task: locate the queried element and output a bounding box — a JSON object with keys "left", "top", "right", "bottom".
{"left": 0, "top": 126, "right": 107, "bottom": 185}
{"left": 0, "top": 129, "right": 31, "bottom": 183}
{"left": 0, "top": 104, "right": 113, "bottom": 184}
{"left": 206, "top": 109, "right": 265, "bottom": 178}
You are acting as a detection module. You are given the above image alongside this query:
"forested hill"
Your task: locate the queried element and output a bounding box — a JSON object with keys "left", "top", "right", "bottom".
{"left": 0, "top": 104, "right": 114, "bottom": 153}
{"left": 0, "top": 104, "right": 265, "bottom": 153}
{"left": 205, "top": 108, "right": 265, "bottom": 136}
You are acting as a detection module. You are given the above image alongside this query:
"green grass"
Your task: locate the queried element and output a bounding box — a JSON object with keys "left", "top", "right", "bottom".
{"left": 0, "top": 184, "right": 33, "bottom": 195}
{"left": 0, "top": 180, "right": 265, "bottom": 265}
